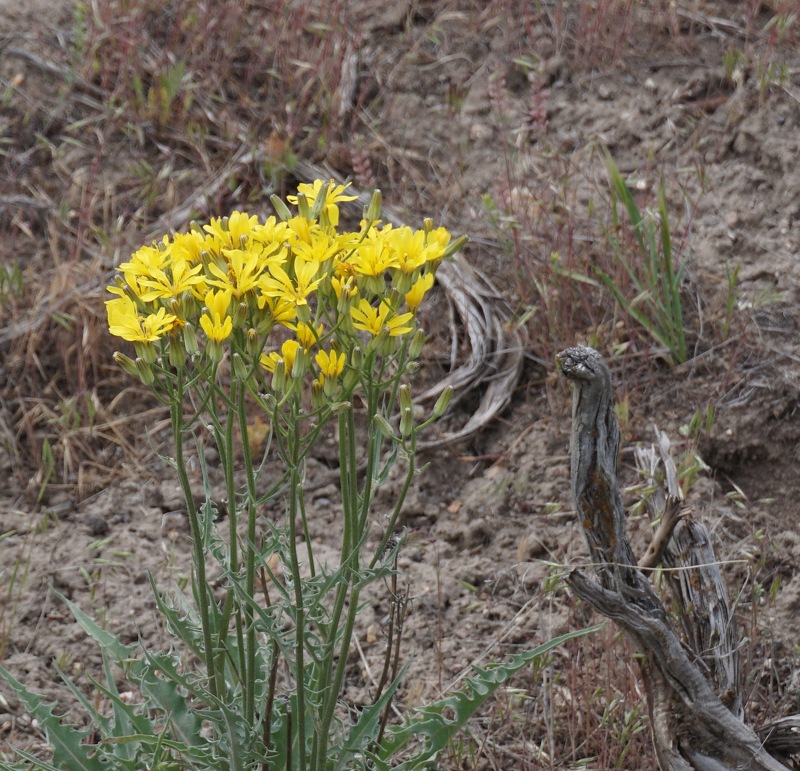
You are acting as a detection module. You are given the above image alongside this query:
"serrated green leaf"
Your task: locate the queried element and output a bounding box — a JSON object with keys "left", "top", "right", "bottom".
{"left": 335, "top": 665, "right": 408, "bottom": 771}
{"left": 378, "top": 624, "right": 602, "bottom": 769}
{"left": 0, "top": 666, "right": 104, "bottom": 771}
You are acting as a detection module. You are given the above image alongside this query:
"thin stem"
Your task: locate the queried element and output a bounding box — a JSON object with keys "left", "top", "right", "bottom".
{"left": 170, "top": 373, "right": 218, "bottom": 700}
{"left": 287, "top": 420, "right": 307, "bottom": 771}
{"left": 315, "top": 406, "right": 361, "bottom": 770}
{"left": 237, "top": 381, "right": 260, "bottom": 726}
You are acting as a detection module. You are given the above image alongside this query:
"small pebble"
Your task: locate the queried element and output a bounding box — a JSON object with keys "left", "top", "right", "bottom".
{"left": 84, "top": 514, "right": 109, "bottom": 536}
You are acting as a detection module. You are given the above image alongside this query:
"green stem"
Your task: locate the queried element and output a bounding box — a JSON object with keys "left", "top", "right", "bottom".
{"left": 371, "top": 435, "right": 416, "bottom": 568}
{"left": 215, "top": 380, "right": 246, "bottom": 689}
{"left": 237, "top": 382, "right": 259, "bottom": 725}
{"left": 315, "top": 407, "right": 361, "bottom": 770}
{"left": 170, "top": 373, "right": 218, "bottom": 700}
{"left": 287, "top": 421, "right": 307, "bottom": 771}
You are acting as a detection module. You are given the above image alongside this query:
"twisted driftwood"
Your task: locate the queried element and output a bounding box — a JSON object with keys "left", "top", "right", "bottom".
{"left": 558, "top": 345, "right": 800, "bottom": 770}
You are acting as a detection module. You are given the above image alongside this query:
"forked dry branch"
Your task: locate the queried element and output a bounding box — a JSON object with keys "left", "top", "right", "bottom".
{"left": 558, "top": 345, "right": 800, "bottom": 771}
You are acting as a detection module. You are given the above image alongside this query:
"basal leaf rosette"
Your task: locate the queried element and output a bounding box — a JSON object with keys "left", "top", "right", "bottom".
{"left": 105, "top": 181, "right": 467, "bottom": 400}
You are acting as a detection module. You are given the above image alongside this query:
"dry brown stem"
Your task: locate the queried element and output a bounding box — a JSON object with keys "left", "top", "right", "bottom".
{"left": 558, "top": 345, "right": 798, "bottom": 770}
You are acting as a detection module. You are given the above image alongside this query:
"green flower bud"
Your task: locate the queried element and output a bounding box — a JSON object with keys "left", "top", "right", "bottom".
{"left": 399, "top": 406, "right": 413, "bottom": 438}
{"left": 441, "top": 234, "right": 469, "bottom": 260}
{"left": 271, "top": 194, "right": 292, "bottom": 221}
{"left": 113, "top": 351, "right": 139, "bottom": 378}
{"left": 246, "top": 328, "right": 261, "bottom": 358}
{"left": 296, "top": 192, "right": 312, "bottom": 220}
{"left": 135, "top": 357, "right": 155, "bottom": 386}
{"left": 168, "top": 340, "right": 186, "bottom": 369}
{"left": 373, "top": 413, "right": 396, "bottom": 440}
{"left": 205, "top": 339, "right": 224, "bottom": 364}
{"left": 405, "top": 360, "right": 420, "bottom": 374}
{"left": 342, "top": 368, "right": 360, "bottom": 393}
{"left": 232, "top": 352, "right": 249, "bottom": 381}
{"left": 366, "top": 188, "right": 382, "bottom": 222}
{"left": 135, "top": 341, "right": 158, "bottom": 364}
{"left": 408, "top": 329, "right": 426, "bottom": 359}
{"left": 432, "top": 385, "right": 454, "bottom": 418}
{"left": 311, "top": 379, "right": 326, "bottom": 409}
{"left": 399, "top": 384, "right": 413, "bottom": 413}
{"left": 183, "top": 324, "right": 199, "bottom": 355}
{"left": 271, "top": 360, "right": 286, "bottom": 393}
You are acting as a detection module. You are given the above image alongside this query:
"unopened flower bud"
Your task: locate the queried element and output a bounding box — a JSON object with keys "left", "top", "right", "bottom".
{"left": 135, "top": 357, "right": 155, "bottom": 386}
{"left": 311, "top": 378, "right": 326, "bottom": 409}
{"left": 342, "top": 368, "right": 360, "bottom": 392}
{"left": 270, "top": 194, "right": 292, "bottom": 221}
{"left": 205, "top": 339, "right": 224, "bottom": 364}
{"left": 296, "top": 192, "right": 312, "bottom": 220}
{"left": 399, "top": 406, "right": 414, "bottom": 438}
{"left": 331, "top": 401, "right": 351, "bottom": 414}
{"left": 113, "top": 352, "right": 139, "bottom": 378}
{"left": 399, "top": 384, "right": 413, "bottom": 413}
{"left": 232, "top": 301, "right": 247, "bottom": 329}
{"left": 135, "top": 341, "right": 158, "bottom": 364}
{"left": 232, "top": 352, "right": 249, "bottom": 381}
{"left": 405, "top": 361, "right": 420, "bottom": 374}
{"left": 351, "top": 346, "right": 364, "bottom": 371}
{"left": 183, "top": 324, "right": 199, "bottom": 355}
{"left": 373, "top": 413, "right": 396, "bottom": 440}
{"left": 423, "top": 217, "right": 433, "bottom": 235}
{"left": 246, "top": 328, "right": 261, "bottom": 358}
{"left": 366, "top": 189, "right": 382, "bottom": 222}
{"left": 432, "top": 385, "right": 453, "bottom": 418}
{"left": 408, "top": 329, "right": 426, "bottom": 359}
{"left": 441, "top": 234, "right": 468, "bottom": 260}
{"left": 272, "top": 360, "right": 286, "bottom": 393}
{"left": 168, "top": 340, "right": 186, "bottom": 369}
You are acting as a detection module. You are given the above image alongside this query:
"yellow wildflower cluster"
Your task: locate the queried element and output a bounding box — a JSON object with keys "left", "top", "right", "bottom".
{"left": 106, "top": 181, "right": 464, "bottom": 398}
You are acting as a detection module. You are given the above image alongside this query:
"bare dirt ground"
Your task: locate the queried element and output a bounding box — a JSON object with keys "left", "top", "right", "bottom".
{"left": 2, "top": 1, "right": 800, "bottom": 768}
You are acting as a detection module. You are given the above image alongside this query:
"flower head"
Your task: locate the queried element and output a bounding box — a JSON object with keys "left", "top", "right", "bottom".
{"left": 199, "top": 288, "right": 233, "bottom": 342}
{"left": 106, "top": 295, "right": 178, "bottom": 342}
{"left": 350, "top": 299, "right": 414, "bottom": 338}
{"left": 315, "top": 348, "right": 346, "bottom": 380}
{"left": 405, "top": 272, "right": 435, "bottom": 313}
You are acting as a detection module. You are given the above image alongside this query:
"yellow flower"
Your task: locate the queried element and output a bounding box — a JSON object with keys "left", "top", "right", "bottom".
{"left": 137, "top": 259, "right": 205, "bottom": 302}
{"left": 199, "top": 288, "right": 233, "bottom": 342}
{"left": 259, "top": 255, "right": 323, "bottom": 310}
{"left": 349, "top": 237, "right": 398, "bottom": 278}
{"left": 203, "top": 211, "right": 259, "bottom": 248}
{"left": 293, "top": 321, "right": 323, "bottom": 350}
{"left": 170, "top": 230, "right": 206, "bottom": 264}
{"left": 331, "top": 275, "right": 358, "bottom": 301}
{"left": 208, "top": 247, "right": 265, "bottom": 298}
{"left": 106, "top": 295, "right": 178, "bottom": 342}
{"left": 260, "top": 339, "right": 301, "bottom": 373}
{"left": 288, "top": 180, "right": 357, "bottom": 227}
{"left": 258, "top": 294, "right": 296, "bottom": 324}
{"left": 350, "top": 299, "right": 414, "bottom": 338}
{"left": 315, "top": 348, "right": 345, "bottom": 380}
{"left": 405, "top": 272, "right": 435, "bottom": 312}
{"left": 386, "top": 226, "right": 428, "bottom": 274}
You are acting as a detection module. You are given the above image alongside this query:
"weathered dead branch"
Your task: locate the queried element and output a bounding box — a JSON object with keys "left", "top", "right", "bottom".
{"left": 558, "top": 344, "right": 797, "bottom": 770}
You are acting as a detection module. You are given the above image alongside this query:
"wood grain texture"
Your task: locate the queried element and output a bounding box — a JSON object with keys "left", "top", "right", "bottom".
{"left": 558, "top": 345, "right": 792, "bottom": 771}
